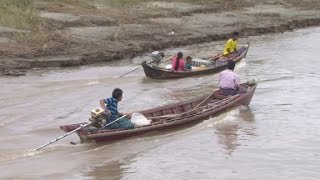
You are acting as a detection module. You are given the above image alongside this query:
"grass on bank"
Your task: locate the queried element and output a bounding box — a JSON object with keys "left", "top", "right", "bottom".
{"left": 101, "top": 0, "right": 250, "bottom": 9}
{"left": 41, "top": 0, "right": 94, "bottom": 10}
{"left": 0, "top": 0, "right": 246, "bottom": 30}
{"left": 0, "top": 0, "right": 318, "bottom": 45}
{"left": 0, "top": 0, "right": 41, "bottom": 30}
{"left": 0, "top": 0, "right": 318, "bottom": 30}
{"left": 102, "top": 0, "right": 320, "bottom": 9}
{"left": 276, "top": 0, "right": 320, "bottom": 9}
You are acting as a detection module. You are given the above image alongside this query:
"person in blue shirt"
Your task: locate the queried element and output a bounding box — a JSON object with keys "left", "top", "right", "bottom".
{"left": 99, "top": 88, "right": 134, "bottom": 129}
{"left": 185, "top": 56, "right": 192, "bottom": 70}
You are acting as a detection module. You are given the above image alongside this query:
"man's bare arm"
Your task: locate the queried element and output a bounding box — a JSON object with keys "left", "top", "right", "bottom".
{"left": 100, "top": 99, "right": 106, "bottom": 111}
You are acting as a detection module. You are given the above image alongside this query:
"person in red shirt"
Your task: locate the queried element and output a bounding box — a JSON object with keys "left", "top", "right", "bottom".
{"left": 171, "top": 52, "right": 185, "bottom": 71}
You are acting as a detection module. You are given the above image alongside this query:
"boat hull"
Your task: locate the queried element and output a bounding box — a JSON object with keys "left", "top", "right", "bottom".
{"left": 60, "top": 81, "right": 257, "bottom": 143}
{"left": 142, "top": 44, "right": 250, "bottom": 79}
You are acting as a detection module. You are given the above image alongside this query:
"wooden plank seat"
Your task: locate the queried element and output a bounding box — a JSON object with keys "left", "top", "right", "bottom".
{"left": 213, "top": 91, "right": 229, "bottom": 100}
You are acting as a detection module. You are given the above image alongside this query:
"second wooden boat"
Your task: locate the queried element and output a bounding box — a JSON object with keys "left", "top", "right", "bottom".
{"left": 142, "top": 43, "right": 250, "bottom": 79}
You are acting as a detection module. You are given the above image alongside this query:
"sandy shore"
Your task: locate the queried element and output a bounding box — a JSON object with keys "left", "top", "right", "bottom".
{"left": 1, "top": 1, "right": 320, "bottom": 76}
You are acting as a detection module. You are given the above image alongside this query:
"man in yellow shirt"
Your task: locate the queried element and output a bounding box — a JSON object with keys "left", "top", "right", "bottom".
{"left": 223, "top": 31, "right": 239, "bottom": 56}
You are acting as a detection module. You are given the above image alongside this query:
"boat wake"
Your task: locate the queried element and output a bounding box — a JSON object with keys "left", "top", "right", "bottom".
{"left": 86, "top": 81, "right": 100, "bottom": 85}
{"left": 235, "top": 58, "right": 247, "bottom": 70}
{"left": 209, "top": 108, "right": 242, "bottom": 128}
{"left": 0, "top": 142, "right": 90, "bottom": 162}
{"left": 0, "top": 149, "right": 44, "bottom": 162}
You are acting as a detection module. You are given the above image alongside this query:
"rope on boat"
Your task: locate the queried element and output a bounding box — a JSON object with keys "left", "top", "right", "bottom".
{"left": 119, "top": 66, "right": 142, "bottom": 78}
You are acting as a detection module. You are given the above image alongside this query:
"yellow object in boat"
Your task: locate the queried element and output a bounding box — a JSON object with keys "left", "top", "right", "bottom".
{"left": 91, "top": 108, "right": 104, "bottom": 118}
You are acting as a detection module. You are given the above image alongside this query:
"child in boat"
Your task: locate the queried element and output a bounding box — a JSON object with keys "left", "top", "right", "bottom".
{"left": 185, "top": 56, "right": 192, "bottom": 70}
{"left": 99, "top": 88, "right": 134, "bottom": 129}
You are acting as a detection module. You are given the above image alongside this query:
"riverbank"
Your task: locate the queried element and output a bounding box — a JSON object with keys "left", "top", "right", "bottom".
{"left": 1, "top": 0, "right": 320, "bottom": 76}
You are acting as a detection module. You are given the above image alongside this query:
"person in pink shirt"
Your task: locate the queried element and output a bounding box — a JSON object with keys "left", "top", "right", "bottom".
{"left": 171, "top": 52, "right": 185, "bottom": 71}
{"left": 218, "top": 60, "right": 243, "bottom": 96}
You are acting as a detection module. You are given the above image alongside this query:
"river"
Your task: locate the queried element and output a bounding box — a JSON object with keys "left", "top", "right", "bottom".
{"left": 0, "top": 27, "right": 319, "bottom": 180}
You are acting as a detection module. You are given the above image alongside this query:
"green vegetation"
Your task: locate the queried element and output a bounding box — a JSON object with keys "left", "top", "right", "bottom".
{"left": 100, "top": 0, "right": 146, "bottom": 7}
{"left": 41, "top": 0, "right": 92, "bottom": 7}
{"left": 280, "top": 0, "right": 320, "bottom": 9}
{"left": 100, "top": 0, "right": 249, "bottom": 10}
{"left": 42, "top": 0, "right": 86, "bottom": 2}
{"left": 0, "top": 0, "right": 41, "bottom": 30}
{"left": 101, "top": 0, "right": 212, "bottom": 7}
{"left": 0, "top": 0, "right": 317, "bottom": 45}
{"left": 0, "top": 0, "right": 317, "bottom": 31}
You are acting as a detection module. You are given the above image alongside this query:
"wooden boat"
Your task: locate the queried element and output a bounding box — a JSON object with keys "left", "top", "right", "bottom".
{"left": 60, "top": 80, "right": 257, "bottom": 143}
{"left": 142, "top": 43, "right": 250, "bottom": 79}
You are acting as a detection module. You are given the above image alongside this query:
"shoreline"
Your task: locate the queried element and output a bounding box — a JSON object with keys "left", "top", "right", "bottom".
{"left": 1, "top": 2, "right": 320, "bottom": 76}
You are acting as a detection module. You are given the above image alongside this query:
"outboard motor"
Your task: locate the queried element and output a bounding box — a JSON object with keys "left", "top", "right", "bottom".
{"left": 89, "top": 108, "right": 106, "bottom": 128}
{"left": 150, "top": 51, "right": 165, "bottom": 65}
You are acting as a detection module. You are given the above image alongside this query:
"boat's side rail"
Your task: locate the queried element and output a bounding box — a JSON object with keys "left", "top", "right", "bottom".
{"left": 83, "top": 81, "right": 257, "bottom": 135}
{"left": 150, "top": 94, "right": 241, "bottom": 123}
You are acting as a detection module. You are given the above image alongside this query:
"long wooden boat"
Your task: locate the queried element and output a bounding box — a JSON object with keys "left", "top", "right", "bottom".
{"left": 60, "top": 80, "right": 257, "bottom": 143}
{"left": 142, "top": 43, "right": 250, "bottom": 79}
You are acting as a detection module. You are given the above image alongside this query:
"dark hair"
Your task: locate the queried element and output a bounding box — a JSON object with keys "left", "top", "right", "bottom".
{"left": 227, "top": 60, "right": 235, "bottom": 70}
{"left": 186, "top": 56, "right": 192, "bottom": 63}
{"left": 112, "top": 88, "right": 123, "bottom": 99}
{"left": 232, "top": 31, "right": 239, "bottom": 37}
{"left": 174, "top": 52, "right": 183, "bottom": 71}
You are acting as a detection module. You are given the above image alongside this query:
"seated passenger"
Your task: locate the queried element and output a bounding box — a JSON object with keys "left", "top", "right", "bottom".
{"left": 171, "top": 52, "right": 185, "bottom": 71}
{"left": 99, "top": 88, "right": 134, "bottom": 129}
{"left": 185, "top": 56, "right": 192, "bottom": 70}
{"left": 218, "top": 60, "right": 245, "bottom": 96}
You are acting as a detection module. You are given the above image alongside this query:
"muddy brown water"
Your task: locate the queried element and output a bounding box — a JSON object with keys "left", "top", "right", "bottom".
{"left": 0, "top": 27, "right": 320, "bottom": 180}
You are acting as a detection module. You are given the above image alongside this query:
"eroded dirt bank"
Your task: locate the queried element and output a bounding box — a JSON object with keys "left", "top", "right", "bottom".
{"left": 1, "top": 0, "right": 320, "bottom": 76}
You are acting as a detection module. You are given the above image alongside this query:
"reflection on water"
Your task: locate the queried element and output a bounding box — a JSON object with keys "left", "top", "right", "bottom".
{"left": 239, "top": 106, "right": 256, "bottom": 123}
{"left": 214, "top": 107, "right": 256, "bottom": 155}
{"left": 215, "top": 118, "right": 240, "bottom": 155}
{"left": 86, "top": 161, "right": 124, "bottom": 180}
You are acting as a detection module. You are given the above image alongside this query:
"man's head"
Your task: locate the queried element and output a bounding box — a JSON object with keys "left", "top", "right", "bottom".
{"left": 227, "top": 60, "right": 235, "bottom": 71}
{"left": 112, "top": 88, "right": 123, "bottom": 101}
{"left": 232, "top": 31, "right": 239, "bottom": 40}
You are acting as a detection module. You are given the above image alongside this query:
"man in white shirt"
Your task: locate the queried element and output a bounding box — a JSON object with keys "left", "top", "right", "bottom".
{"left": 218, "top": 60, "right": 241, "bottom": 96}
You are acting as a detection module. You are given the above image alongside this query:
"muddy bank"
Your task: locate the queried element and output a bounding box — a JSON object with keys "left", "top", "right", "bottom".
{"left": 1, "top": 2, "right": 320, "bottom": 76}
